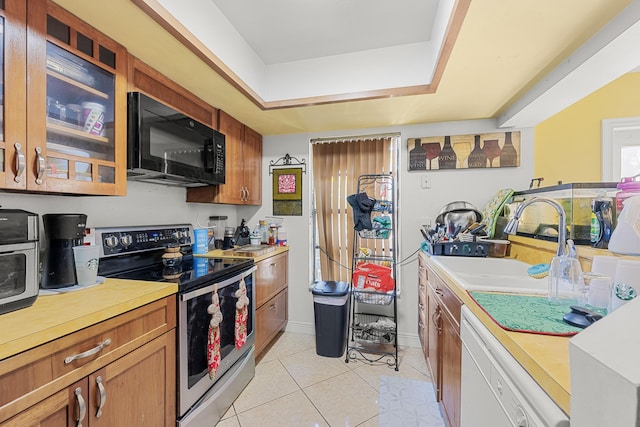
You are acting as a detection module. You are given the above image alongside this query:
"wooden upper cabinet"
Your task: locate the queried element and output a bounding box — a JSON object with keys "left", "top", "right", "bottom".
{"left": 215, "top": 110, "right": 245, "bottom": 204}
{"left": 243, "top": 125, "right": 262, "bottom": 205}
{"left": 187, "top": 110, "right": 262, "bottom": 205}
{"left": 0, "top": 1, "right": 28, "bottom": 191}
{"left": 128, "top": 57, "right": 216, "bottom": 129}
{"left": 0, "top": 0, "right": 128, "bottom": 195}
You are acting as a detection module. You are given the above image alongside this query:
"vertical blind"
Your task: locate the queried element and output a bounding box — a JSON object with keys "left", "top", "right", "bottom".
{"left": 312, "top": 135, "right": 396, "bottom": 281}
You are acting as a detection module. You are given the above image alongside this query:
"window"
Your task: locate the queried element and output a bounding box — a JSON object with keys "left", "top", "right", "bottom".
{"left": 310, "top": 134, "right": 399, "bottom": 283}
{"left": 602, "top": 118, "right": 640, "bottom": 181}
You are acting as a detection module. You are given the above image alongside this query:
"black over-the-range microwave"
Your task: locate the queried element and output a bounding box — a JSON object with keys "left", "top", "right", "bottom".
{"left": 127, "top": 92, "right": 225, "bottom": 187}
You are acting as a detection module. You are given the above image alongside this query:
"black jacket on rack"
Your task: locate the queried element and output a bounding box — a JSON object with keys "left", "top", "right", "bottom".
{"left": 347, "top": 192, "right": 375, "bottom": 231}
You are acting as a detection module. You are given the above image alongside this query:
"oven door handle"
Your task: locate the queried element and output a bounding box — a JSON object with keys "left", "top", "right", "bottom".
{"left": 180, "top": 266, "right": 257, "bottom": 301}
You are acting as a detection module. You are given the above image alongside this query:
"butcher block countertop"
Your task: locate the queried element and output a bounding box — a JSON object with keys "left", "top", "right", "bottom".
{"left": 0, "top": 279, "right": 177, "bottom": 360}
{"left": 200, "top": 245, "right": 289, "bottom": 262}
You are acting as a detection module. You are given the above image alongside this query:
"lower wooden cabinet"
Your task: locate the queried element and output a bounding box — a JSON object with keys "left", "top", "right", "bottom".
{"left": 255, "top": 288, "right": 288, "bottom": 355}
{"left": 0, "top": 297, "right": 176, "bottom": 427}
{"left": 254, "top": 251, "right": 288, "bottom": 356}
{"left": 440, "top": 308, "right": 461, "bottom": 427}
{"left": 3, "top": 380, "right": 84, "bottom": 427}
{"left": 418, "top": 255, "right": 428, "bottom": 355}
{"left": 419, "top": 252, "right": 462, "bottom": 427}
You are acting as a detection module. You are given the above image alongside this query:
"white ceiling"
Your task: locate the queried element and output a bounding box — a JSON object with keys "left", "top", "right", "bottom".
{"left": 156, "top": 0, "right": 454, "bottom": 103}
{"left": 53, "top": 0, "right": 639, "bottom": 135}
{"left": 210, "top": 0, "right": 440, "bottom": 65}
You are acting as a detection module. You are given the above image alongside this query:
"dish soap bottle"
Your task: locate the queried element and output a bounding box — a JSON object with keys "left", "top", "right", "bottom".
{"left": 258, "top": 220, "right": 269, "bottom": 244}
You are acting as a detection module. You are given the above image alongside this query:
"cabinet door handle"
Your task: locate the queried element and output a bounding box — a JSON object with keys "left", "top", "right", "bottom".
{"left": 95, "top": 376, "right": 106, "bottom": 417}
{"left": 244, "top": 186, "right": 249, "bottom": 201}
{"left": 432, "top": 308, "right": 442, "bottom": 333}
{"left": 75, "top": 387, "right": 86, "bottom": 427}
{"left": 268, "top": 304, "right": 276, "bottom": 311}
{"left": 65, "top": 338, "right": 111, "bottom": 364}
{"left": 35, "top": 146, "right": 46, "bottom": 185}
{"left": 418, "top": 321, "right": 424, "bottom": 328}
{"left": 435, "top": 288, "right": 444, "bottom": 297}
{"left": 418, "top": 303, "right": 424, "bottom": 311}
{"left": 14, "top": 143, "right": 25, "bottom": 183}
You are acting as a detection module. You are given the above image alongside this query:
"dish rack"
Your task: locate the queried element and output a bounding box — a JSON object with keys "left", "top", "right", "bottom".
{"left": 425, "top": 241, "right": 489, "bottom": 257}
{"left": 346, "top": 174, "right": 398, "bottom": 370}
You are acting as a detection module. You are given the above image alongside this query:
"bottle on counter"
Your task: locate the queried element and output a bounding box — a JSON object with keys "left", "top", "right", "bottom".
{"left": 268, "top": 225, "right": 278, "bottom": 246}
{"left": 616, "top": 174, "right": 640, "bottom": 214}
{"left": 590, "top": 198, "right": 614, "bottom": 249}
{"left": 277, "top": 227, "right": 288, "bottom": 246}
{"left": 258, "top": 220, "right": 269, "bottom": 244}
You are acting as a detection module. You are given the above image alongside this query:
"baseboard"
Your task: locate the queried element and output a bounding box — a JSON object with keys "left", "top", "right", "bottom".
{"left": 397, "top": 332, "right": 421, "bottom": 349}
{"left": 284, "top": 321, "right": 421, "bottom": 348}
{"left": 284, "top": 320, "right": 315, "bottom": 335}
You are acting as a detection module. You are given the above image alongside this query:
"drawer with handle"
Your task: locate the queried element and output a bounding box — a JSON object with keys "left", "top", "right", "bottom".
{"left": 255, "top": 252, "right": 288, "bottom": 306}
{"left": 255, "top": 289, "right": 288, "bottom": 355}
{"left": 0, "top": 296, "right": 175, "bottom": 422}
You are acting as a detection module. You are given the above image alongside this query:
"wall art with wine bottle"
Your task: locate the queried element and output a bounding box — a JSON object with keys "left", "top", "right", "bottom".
{"left": 407, "top": 131, "right": 520, "bottom": 171}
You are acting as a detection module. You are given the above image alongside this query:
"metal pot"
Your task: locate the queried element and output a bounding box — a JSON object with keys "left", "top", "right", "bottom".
{"left": 435, "top": 201, "right": 483, "bottom": 225}
{"left": 444, "top": 211, "right": 476, "bottom": 238}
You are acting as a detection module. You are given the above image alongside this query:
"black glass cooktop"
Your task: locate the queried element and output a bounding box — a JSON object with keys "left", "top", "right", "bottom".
{"left": 101, "top": 251, "right": 253, "bottom": 293}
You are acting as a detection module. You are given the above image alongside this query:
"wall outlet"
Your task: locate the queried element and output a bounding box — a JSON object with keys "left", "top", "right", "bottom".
{"left": 420, "top": 217, "right": 432, "bottom": 229}
{"left": 421, "top": 175, "right": 431, "bottom": 189}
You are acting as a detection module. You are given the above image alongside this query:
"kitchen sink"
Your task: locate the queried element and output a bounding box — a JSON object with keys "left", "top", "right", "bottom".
{"left": 430, "top": 256, "right": 548, "bottom": 294}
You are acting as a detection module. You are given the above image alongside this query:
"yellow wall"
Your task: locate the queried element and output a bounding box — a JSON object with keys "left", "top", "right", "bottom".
{"left": 534, "top": 72, "right": 640, "bottom": 184}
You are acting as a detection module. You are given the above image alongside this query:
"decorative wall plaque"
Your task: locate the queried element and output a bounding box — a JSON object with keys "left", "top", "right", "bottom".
{"left": 408, "top": 131, "right": 520, "bottom": 171}
{"left": 272, "top": 167, "right": 303, "bottom": 216}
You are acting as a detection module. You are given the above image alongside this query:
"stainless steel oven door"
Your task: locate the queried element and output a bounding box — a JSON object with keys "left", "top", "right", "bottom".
{"left": 0, "top": 241, "right": 39, "bottom": 314}
{"left": 177, "top": 266, "right": 256, "bottom": 417}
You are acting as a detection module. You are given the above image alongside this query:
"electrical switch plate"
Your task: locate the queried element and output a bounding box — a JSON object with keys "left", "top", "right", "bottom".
{"left": 421, "top": 175, "right": 431, "bottom": 189}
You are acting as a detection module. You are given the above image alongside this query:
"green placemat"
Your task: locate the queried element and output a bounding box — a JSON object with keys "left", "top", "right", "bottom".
{"left": 468, "top": 291, "right": 606, "bottom": 336}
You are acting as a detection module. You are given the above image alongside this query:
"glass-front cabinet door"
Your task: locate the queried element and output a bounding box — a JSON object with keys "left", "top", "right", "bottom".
{"left": 45, "top": 29, "right": 116, "bottom": 186}
{"left": 0, "top": 0, "right": 126, "bottom": 195}
{"left": 30, "top": 3, "right": 127, "bottom": 195}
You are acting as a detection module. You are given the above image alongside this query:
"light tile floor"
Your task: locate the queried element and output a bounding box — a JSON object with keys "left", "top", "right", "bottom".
{"left": 215, "top": 332, "right": 432, "bottom": 427}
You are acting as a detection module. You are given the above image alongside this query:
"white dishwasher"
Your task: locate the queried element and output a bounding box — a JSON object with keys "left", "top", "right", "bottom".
{"left": 460, "top": 306, "right": 569, "bottom": 427}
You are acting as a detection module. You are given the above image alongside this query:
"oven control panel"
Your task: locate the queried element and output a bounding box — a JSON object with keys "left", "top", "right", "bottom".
{"left": 95, "top": 225, "right": 193, "bottom": 256}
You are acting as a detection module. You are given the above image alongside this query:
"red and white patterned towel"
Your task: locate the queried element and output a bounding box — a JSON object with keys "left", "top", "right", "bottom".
{"left": 235, "top": 277, "right": 249, "bottom": 350}
{"left": 207, "top": 286, "right": 223, "bottom": 379}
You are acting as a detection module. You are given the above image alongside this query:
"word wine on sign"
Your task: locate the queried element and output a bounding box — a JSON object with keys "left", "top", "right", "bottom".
{"left": 407, "top": 131, "right": 521, "bottom": 171}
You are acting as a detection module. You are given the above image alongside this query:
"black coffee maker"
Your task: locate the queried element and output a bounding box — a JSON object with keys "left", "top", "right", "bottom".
{"left": 41, "top": 213, "right": 87, "bottom": 289}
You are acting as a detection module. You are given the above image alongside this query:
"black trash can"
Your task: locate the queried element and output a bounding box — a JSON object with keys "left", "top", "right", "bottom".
{"left": 311, "top": 280, "right": 350, "bottom": 357}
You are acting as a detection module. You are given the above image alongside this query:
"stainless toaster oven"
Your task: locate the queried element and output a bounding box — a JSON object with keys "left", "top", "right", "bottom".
{"left": 0, "top": 209, "right": 39, "bottom": 315}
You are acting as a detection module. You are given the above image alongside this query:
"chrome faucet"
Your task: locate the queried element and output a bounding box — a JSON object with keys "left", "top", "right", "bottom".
{"left": 504, "top": 197, "right": 568, "bottom": 257}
